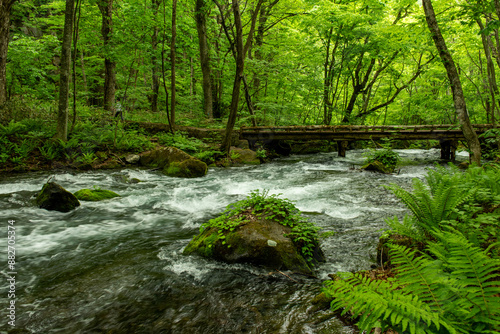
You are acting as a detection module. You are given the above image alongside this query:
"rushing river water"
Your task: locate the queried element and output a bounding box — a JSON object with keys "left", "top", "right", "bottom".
{"left": 0, "top": 149, "right": 465, "bottom": 334}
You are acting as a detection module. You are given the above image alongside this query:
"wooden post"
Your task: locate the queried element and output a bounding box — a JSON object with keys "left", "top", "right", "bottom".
{"left": 440, "top": 140, "right": 457, "bottom": 161}
{"left": 338, "top": 140, "right": 348, "bottom": 157}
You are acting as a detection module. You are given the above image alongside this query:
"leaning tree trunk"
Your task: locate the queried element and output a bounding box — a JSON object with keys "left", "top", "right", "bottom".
{"left": 55, "top": 0, "right": 75, "bottom": 141}
{"left": 98, "top": 0, "right": 116, "bottom": 113}
{"left": 422, "top": 0, "right": 481, "bottom": 165}
{"left": 0, "top": 0, "right": 16, "bottom": 106}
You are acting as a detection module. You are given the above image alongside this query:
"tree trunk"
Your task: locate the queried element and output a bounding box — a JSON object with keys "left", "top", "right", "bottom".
{"left": 220, "top": 0, "right": 245, "bottom": 154}
{"left": 0, "top": 0, "right": 16, "bottom": 105}
{"left": 98, "top": 0, "right": 116, "bottom": 113}
{"left": 195, "top": 0, "right": 213, "bottom": 118}
{"left": 170, "top": 0, "right": 177, "bottom": 127}
{"left": 55, "top": 0, "right": 75, "bottom": 141}
{"left": 150, "top": 0, "right": 161, "bottom": 113}
{"left": 218, "top": 0, "right": 263, "bottom": 153}
{"left": 422, "top": 0, "right": 481, "bottom": 165}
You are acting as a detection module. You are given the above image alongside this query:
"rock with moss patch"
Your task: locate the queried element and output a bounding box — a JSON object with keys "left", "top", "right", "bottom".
{"left": 74, "top": 188, "right": 120, "bottom": 201}
{"left": 230, "top": 147, "right": 260, "bottom": 165}
{"left": 140, "top": 147, "right": 207, "bottom": 178}
{"left": 183, "top": 191, "right": 325, "bottom": 275}
{"left": 36, "top": 182, "right": 80, "bottom": 212}
{"left": 184, "top": 216, "right": 324, "bottom": 275}
{"left": 361, "top": 160, "right": 394, "bottom": 174}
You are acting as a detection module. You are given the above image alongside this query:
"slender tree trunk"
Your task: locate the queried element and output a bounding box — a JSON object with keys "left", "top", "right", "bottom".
{"left": 0, "top": 0, "right": 16, "bottom": 105}
{"left": 150, "top": 0, "right": 161, "bottom": 113}
{"left": 98, "top": 0, "right": 116, "bottom": 113}
{"left": 220, "top": 0, "right": 245, "bottom": 154}
{"left": 219, "top": 0, "right": 263, "bottom": 153}
{"left": 422, "top": 0, "right": 481, "bottom": 165}
{"left": 56, "top": 0, "right": 75, "bottom": 141}
{"left": 195, "top": 0, "right": 213, "bottom": 118}
{"left": 170, "top": 0, "right": 177, "bottom": 126}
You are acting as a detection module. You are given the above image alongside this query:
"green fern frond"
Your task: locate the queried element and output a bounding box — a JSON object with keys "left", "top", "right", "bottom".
{"left": 385, "top": 179, "right": 473, "bottom": 239}
{"left": 385, "top": 215, "right": 425, "bottom": 243}
{"left": 324, "top": 273, "right": 452, "bottom": 334}
{"left": 388, "top": 243, "right": 450, "bottom": 312}
{"left": 440, "top": 232, "right": 500, "bottom": 325}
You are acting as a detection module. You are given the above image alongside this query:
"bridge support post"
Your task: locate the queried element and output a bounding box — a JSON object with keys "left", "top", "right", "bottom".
{"left": 338, "top": 141, "right": 348, "bottom": 157}
{"left": 439, "top": 140, "right": 458, "bottom": 161}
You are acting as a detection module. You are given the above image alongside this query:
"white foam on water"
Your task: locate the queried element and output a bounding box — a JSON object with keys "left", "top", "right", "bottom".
{"left": 18, "top": 219, "right": 137, "bottom": 255}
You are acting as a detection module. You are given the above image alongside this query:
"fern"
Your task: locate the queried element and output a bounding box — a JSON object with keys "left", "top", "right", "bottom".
{"left": 324, "top": 231, "right": 500, "bottom": 334}
{"left": 388, "top": 244, "right": 449, "bottom": 311}
{"left": 434, "top": 231, "right": 500, "bottom": 332}
{"left": 325, "top": 272, "right": 451, "bottom": 334}
{"left": 384, "top": 178, "right": 473, "bottom": 240}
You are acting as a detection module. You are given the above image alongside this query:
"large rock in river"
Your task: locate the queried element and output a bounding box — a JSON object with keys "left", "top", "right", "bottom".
{"left": 36, "top": 182, "right": 80, "bottom": 212}
{"left": 140, "top": 147, "right": 207, "bottom": 178}
{"left": 361, "top": 160, "right": 395, "bottom": 174}
{"left": 184, "top": 214, "right": 325, "bottom": 275}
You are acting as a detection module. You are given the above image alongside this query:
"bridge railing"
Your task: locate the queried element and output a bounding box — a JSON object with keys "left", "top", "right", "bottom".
{"left": 240, "top": 124, "right": 495, "bottom": 133}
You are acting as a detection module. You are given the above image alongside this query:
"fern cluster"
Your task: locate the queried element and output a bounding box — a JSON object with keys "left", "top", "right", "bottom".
{"left": 384, "top": 164, "right": 500, "bottom": 252}
{"left": 323, "top": 163, "right": 500, "bottom": 333}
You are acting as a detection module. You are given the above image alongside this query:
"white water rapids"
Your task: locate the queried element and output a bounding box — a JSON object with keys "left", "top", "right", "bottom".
{"left": 0, "top": 149, "right": 467, "bottom": 333}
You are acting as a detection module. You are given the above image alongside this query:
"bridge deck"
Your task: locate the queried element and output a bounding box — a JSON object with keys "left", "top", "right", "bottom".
{"left": 240, "top": 124, "right": 495, "bottom": 141}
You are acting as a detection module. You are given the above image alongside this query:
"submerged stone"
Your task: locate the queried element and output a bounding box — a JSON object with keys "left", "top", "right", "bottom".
{"left": 36, "top": 182, "right": 80, "bottom": 212}
{"left": 74, "top": 188, "right": 120, "bottom": 201}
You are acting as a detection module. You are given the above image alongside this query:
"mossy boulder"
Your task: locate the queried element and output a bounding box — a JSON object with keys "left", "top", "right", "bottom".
{"left": 36, "top": 182, "right": 80, "bottom": 212}
{"left": 74, "top": 188, "right": 120, "bottom": 201}
{"left": 361, "top": 160, "right": 395, "bottom": 174}
{"left": 140, "top": 147, "right": 207, "bottom": 178}
{"left": 184, "top": 217, "right": 323, "bottom": 275}
{"left": 164, "top": 159, "right": 208, "bottom": 178}
{"left": 230, "top": 147, "right": 260, "bottom": 165}
{"left": 183, "top": 191, "right": 325, "bottom": 275}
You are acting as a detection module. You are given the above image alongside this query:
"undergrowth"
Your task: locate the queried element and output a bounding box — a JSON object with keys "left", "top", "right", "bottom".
{"left": 323, "top": 163, "right": 500, "bottom": 334}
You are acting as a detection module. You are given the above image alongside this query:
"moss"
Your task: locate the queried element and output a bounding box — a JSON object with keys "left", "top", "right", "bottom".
{"left": 74, "top": 188, "right": 121, "bottom": 201}
{"left": 361, "top": 160, "right": 395, "bottom": 174}
{"left": 183, "top": 228, "right": 220, "bottom": 257}
{"left": 163, "top": 159, "right": 207, "bottom": 178}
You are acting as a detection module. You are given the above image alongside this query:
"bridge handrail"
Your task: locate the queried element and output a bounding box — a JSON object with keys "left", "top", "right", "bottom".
{"left": 240, "top": 124, "right": 495, "bottom": 133}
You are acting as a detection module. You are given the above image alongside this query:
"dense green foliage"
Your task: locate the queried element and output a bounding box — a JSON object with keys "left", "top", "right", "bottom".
{"left": 201, "top": 190, "right": 321, "bottom": 265}
{"left": 0, "top": 118, "right": 216, "bottom": 170}
{"left": 2, "top": 0, "right": 500, "bottom": 130}
{"left": 323, "top": 164, "right": 500, "bottom": 333}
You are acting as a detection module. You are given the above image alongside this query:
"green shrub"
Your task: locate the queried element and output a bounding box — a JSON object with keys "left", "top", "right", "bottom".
{"left": 364, "top": 148, "right": 400, "bottom": 168}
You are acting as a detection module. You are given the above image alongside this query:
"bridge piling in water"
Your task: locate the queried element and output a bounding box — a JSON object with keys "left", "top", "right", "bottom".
{"left": 439, "top": 140, "right": 458, "bottom": 161}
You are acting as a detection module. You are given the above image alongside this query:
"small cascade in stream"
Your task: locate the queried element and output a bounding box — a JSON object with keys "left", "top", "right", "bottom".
{"left": 0, "top": 149, "right": 463, "bottom": 333}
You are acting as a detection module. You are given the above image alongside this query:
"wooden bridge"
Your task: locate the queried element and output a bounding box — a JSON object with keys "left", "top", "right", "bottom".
{"left": 240, "top": 124, "right": 496, "bottom": 159}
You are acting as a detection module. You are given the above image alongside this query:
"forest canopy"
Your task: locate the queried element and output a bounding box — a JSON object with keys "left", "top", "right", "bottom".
{"left": 0, "top": 0, "right": 499, "bottom": 129}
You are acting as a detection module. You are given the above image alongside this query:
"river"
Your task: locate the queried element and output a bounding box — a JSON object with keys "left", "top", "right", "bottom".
{"left": 0, "top": 149, "right": 463, "bottom": 333}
